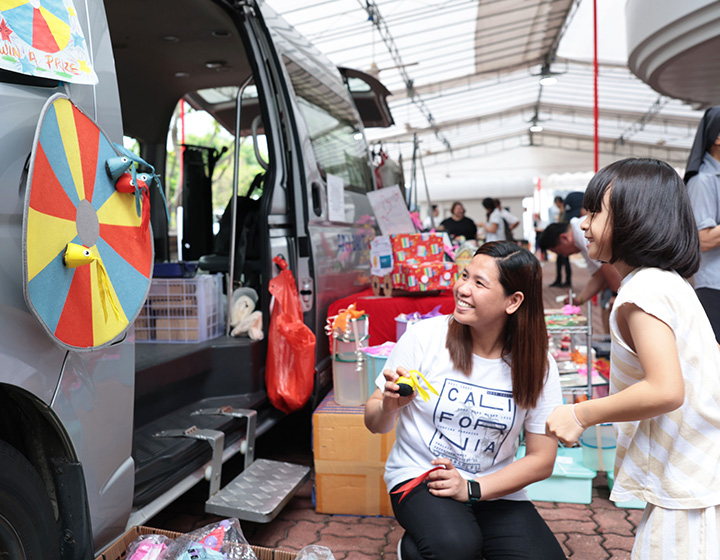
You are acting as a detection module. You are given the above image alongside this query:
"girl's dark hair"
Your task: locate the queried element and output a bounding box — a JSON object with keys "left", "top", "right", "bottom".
{"left": 446, "top": 241, "right": 548, "bottom": 409}
{"left": 583, "top": 158, "right": 700, "bottom": 278}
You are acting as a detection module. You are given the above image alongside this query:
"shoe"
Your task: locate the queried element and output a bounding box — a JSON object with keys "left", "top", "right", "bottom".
{"left": 549, "top": 280, "right": 562, "bottom": 287}
{"left": 560, "top": 282, "right": 572, "bottom": 288}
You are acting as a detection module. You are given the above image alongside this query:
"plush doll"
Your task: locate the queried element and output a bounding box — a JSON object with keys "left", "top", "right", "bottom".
{"left": 230, "top": 287, "right": 263, "bottom": 340}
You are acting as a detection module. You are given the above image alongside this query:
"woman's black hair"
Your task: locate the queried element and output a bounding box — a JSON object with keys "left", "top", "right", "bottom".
{"left": 583, "top": 158, "right": 700, "bottom": 278}
{"left": 446, "top": 241, "right": 548, "bottom": 409}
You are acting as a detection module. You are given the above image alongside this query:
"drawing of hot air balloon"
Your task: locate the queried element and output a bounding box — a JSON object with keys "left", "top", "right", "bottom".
{"left": 23, "top": 93, "right": 153, "bottom": 350}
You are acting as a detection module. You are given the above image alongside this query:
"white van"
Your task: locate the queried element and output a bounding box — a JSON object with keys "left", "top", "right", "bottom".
{"left": 0, "top": 0, "right": 392, "bottom": 557}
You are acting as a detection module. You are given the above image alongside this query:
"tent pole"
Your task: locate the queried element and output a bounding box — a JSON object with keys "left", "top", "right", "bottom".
{"left": 593, "top": 0, "right": 599, "bottom": 172}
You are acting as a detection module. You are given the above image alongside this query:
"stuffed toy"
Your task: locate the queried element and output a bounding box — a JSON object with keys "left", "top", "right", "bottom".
{"left": 230, "top": 287, "right": 263, "bottom": 340}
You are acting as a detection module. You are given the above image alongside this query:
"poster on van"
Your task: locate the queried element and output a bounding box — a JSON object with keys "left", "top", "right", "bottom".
{"left": 0, "top": 0, "right": 98, "bottom": 84}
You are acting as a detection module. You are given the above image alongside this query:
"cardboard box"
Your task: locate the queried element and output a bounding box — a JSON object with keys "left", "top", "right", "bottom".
{"left": 313, "top": 391, "right": 395, "bottom": 516}
{"left": 95, "top": 526, "right": 297, "bottom": 560}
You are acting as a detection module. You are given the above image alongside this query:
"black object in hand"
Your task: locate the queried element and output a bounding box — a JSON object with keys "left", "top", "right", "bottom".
{"left": 396, "top": 378, "right": 414, "bottom": 396}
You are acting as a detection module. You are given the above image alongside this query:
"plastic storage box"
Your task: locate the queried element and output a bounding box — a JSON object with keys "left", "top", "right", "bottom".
{"left": 332, "top": 351, "right": 369, "bottom": 406}
{"left": 364, "top": 353, "right": 388, "bottom": 397}
{"left": 135, "top": 274, "right": 224, "bottom": 343}
{"left": 516, "top": 445, "right": 596, "bottom": 504}
{"left": 607, "top": 471, "right": 646, "bottom": 509}
{"left": 581, "top": 423, "right": 616, "bottom": 472}
{"left": 362, "top": 341, "right": 395, "bottom": 398}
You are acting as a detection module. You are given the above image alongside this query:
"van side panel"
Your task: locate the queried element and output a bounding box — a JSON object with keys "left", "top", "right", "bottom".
{"left": 51, "top": 339, "right": 135, "bottom": 550}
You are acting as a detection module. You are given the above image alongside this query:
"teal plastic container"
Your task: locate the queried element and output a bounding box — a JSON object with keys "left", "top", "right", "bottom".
{"left": 580, "top": 424, "right": 616, "bottom": 472}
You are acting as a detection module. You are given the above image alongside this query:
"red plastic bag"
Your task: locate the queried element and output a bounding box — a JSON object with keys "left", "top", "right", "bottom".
{"left": 266, "top": 256, "right": 316, "bottom": 413}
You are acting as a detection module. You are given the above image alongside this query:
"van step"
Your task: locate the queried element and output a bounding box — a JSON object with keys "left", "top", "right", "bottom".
{"left": 205, "top": 459, "right": 310, "bottom": 523}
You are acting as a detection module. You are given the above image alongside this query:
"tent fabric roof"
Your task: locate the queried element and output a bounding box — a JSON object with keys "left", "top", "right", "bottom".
{"left": 266, "top": 0, "right": 703, "bottom": 190}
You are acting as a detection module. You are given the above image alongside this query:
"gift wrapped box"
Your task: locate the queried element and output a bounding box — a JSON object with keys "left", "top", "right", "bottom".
{"left": 392, "top": 261, "right": 459, "bottom": 292}
{"left": 390, "top": 233, "right": 445, "bottom": 264}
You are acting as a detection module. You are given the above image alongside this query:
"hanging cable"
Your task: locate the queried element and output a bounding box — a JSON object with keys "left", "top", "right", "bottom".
{"left": 358, "top": 0, "right": 453, "bottom": 152}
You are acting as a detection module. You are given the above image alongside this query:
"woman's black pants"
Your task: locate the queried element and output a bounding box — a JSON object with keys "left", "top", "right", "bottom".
{"left": 390, "top": 481, "right": 566, "bottom": 560}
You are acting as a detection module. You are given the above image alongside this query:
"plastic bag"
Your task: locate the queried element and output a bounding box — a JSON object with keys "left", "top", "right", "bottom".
{"left": 266, "top": 256, "right": 316, "bottom": 413}
{"left": 126, "top": 535, "right": 170, "bottom": 560}
{"left": 163, "top": 519, "right": 257, "bottom": 560}
{"left": 295, "top": 545, "right": 336, "bottom": 560}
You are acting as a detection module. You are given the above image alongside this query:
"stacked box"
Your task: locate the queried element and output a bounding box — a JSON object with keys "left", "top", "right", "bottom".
{"left": 313, "top": 391, "right": 395, "bottom": 516}
{"left": 392, "top": 262, "right": 459, "bottom": 292}
{"left": 134, "top": 274, "right": 224, "bottom": 343}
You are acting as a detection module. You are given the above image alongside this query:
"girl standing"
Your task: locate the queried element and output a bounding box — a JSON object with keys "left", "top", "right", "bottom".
{"left": 365, "top": 241, "right": 565, "bottom": 560}
{"left": 546, "top": 158, "right": 720, "bottom": 558}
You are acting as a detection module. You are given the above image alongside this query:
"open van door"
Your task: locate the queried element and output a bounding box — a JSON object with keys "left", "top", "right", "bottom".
{"left": 339, "top": 67, "right": 395, "bottom": 129}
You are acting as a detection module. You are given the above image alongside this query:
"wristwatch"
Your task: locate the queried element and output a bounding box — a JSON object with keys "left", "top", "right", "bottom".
{"left": 466, "top": 479, "right": 481, "bottom": 503}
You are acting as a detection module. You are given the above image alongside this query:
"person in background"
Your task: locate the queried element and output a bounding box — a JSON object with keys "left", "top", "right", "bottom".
{"left": 366, "top": 241, "right": 565, "bottom": 560}
{"left": 550, "top": 196, "right": 571, "bottom": 287}
{"left": 547, "top": 158, "right": 720, "bottom": 559}
{"left": 562, "top": 191, "right": 585, "bottom": 221}
{"left": 539, "top": 219, "right": 621, "bottom": 310}
{"left": 439, "top": 201, "right": 477, "bottom": 242}
{"left": 423, "top": 204, "right": 439, "bottom": 231}
{"left": 494, "top": 198, "right": 520, "bottom": 242}
{"left": 479, "top": 197, "right": 513, "bottom": 242}
{"left": 533, "top": 213, "right": 547, "bottom": 261}
{"left": 684, "top": 106, "right": 720, "bottom": 342}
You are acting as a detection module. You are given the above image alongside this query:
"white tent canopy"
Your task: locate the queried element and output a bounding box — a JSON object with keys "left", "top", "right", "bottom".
{"left": 266, "top": 0, "right": 704, "bottom": 212}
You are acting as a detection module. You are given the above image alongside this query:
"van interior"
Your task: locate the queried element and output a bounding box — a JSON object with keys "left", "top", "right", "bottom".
{"left": 103, "top": 0, "right": 391, "bottom": 509}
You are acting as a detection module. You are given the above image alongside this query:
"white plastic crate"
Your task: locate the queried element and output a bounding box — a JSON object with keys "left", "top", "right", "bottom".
{"left": 135, "top": 274, "right": 224, "bottom": 343}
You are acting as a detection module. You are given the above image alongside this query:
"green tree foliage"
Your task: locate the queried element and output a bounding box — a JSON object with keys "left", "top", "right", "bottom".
{"left": 165, "top": 103, "right": 266, "bottom": 231}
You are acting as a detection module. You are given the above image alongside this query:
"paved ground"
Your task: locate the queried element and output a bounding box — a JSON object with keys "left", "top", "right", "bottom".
{"left": 148, "top": 256, "right": 643, "bottom": 559}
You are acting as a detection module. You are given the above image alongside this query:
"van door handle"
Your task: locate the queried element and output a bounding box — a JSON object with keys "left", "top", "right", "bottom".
{"left": 311, "top": 182, "right": 322, "bottom": 217}
{"left": 299, "top": 277, "right": 313, "bottom": 312}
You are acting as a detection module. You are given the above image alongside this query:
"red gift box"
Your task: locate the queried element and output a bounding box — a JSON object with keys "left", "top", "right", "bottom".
{"left": 392, "top": 262, "right": 459, "bottom": 292}
{"left": 390, "top": 233, "right": 444, "bottom": 264}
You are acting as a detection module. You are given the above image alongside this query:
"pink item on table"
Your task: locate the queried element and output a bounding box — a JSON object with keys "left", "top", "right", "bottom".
{"left": 563, "top": 304, "right": 582, "bottom": 315}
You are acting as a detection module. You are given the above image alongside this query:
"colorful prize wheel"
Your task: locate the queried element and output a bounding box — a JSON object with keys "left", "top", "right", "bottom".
{"left": 23, "top": 94, "right": 153, "bottom": 350}
{"left": 0, "top": 0, "right": 71, "bottom": 53}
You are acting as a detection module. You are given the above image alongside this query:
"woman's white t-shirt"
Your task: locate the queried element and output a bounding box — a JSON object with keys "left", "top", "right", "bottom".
{"left": 484, "top": 208, "right": 505, "bottom": 242}
{"left": 377, "top": 315, "right": 562, "bottom": 501}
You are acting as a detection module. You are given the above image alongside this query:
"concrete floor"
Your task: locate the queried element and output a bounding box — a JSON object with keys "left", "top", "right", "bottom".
{"left": 147, "top": 256, "right": 642, "bottom": 559}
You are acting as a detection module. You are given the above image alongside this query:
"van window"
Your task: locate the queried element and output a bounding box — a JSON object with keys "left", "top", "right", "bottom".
{"left": 282, "top": 56, "right": 372, "bottom": 194}
{"left": 0, "top": 68, "right": 58, "bottom": 88}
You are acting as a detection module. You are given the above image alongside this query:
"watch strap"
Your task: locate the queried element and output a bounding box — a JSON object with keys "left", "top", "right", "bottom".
{"left": 467, "top": 479, "right": 481, "bottom": 503}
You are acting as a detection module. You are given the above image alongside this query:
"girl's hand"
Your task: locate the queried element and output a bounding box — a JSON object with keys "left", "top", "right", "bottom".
{"left": 546, "top": 404, "right": 585, "bottom": 446}
{"left": 380, "top": 366, "right": 416, "bottom": 413}
{"left": 426, "top": 458, "right": 468, "bottom": 502}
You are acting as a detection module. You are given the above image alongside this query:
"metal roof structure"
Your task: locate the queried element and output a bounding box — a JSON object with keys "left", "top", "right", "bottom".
{"left": 266, "top": 0, "right": 704, "bottom": 199}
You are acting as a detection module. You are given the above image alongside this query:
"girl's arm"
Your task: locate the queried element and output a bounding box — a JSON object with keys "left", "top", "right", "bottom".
{"left": 364, "top": 367, "right": 416, "bottom": 434}
{"left": 426, "top": 431, "right": 558, "bottom": 501}
{"left": 546, "top": 304, "right": 685, "bottom": 445}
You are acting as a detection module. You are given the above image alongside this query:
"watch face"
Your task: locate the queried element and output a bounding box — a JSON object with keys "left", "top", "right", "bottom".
{"left": 468, "top": 480, "right": 481, "bottom": 500}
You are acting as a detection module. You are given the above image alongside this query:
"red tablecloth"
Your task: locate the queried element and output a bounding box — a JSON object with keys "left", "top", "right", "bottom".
{"left": 327, "top": 288, "right": 455, "bottom": 347}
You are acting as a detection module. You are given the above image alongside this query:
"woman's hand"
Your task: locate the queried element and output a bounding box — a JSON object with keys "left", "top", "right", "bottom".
{"left": 365, "top": 366, "right": 416, "bottom": 434}
{"left": 380, "top": 366, "right": 416, "bottom": 413}
{"left": 426, "top": 458, "right": 469, "bottom": 502}
{"left": 545, "top": 404, "right": 585, "bottom": 446}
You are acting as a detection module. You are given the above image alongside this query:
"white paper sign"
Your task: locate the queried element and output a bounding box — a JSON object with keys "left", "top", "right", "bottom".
{"left": 370, "top": 235, "right": 394, "bottom": 276}
{"left": 366, "top": 185, "right": 415, "bottom": 235}
{"left": 0, "top": 0, "right": 98, "bottom": 84}
{"left": 327, "top": 173, "right": 345, "bottom": 223}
